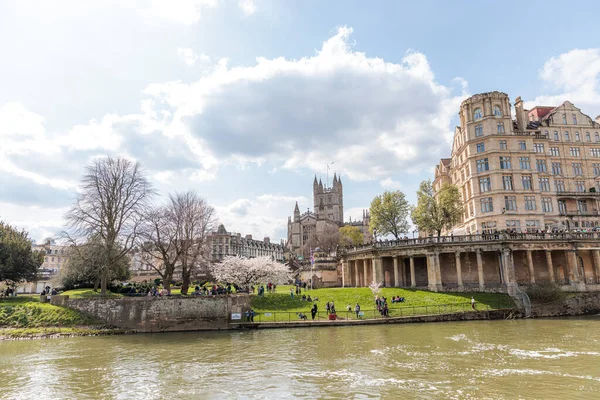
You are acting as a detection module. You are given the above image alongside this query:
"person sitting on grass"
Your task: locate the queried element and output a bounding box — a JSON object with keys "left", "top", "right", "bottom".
{"left": 307, "top": 295, "right": 312, "bottom": 302}
{"left": 298, "top": 313, "right": 307, "bottom": 320}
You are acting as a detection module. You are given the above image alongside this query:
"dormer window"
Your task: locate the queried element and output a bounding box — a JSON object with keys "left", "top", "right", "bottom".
{"left": 474, "top": 108, "right": 482, "bottom": 120}
{"left": 493, "top": 105, "right": 502, "bottom": 117}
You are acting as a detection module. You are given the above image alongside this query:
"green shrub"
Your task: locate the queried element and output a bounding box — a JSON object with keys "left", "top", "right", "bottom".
{"left": 526, "top": 283, "right": 566, "bottom": 304}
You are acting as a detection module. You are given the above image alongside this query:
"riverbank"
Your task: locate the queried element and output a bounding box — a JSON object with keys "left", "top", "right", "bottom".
{"left": 0, "top": 297, "right": 126, "bottom": 340}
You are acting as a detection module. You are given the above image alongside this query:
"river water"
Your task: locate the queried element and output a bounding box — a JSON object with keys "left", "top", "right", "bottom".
{"left": 1, "top": 317, "right": 600, "bottom": 399}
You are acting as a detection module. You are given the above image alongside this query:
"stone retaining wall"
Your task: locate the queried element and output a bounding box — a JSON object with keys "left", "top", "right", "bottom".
{"left": 51, "top": 295, "right": 250, "bottom": 332}
{"left": 532, "top": 292, "right": 600, "bottom": 317}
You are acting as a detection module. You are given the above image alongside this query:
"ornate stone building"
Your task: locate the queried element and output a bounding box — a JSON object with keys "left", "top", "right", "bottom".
{"left": 287, "top": 174, "right": 371, "bottom": 256}
{"left": 209, "top": 224, "right": 284, "bottom": 262}
{"left": 434, "top": 91, "right": 600, "bottom": 234}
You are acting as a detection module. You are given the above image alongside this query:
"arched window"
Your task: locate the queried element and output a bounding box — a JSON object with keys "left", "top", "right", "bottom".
{"left": 564, "top": 131, "right": 570, "bottom": 141}
{"left": 475, "top": 124, "right": 483, "bottom": 137}
{"left": 575, "top": 131, "right": 581, "bottom": 141}
{"left": 554, "top": 131, "right": 559, "bottom": 141}
{"left": 596, "top": 132, "right": 600, "bottom": 142}
{"left": 474, "top": 108, "right": 482, "bottom": 120}
{"left": 586, "top": 132, "right": 591, "bottom": 142}
{"left": 497, "top": 122, "right": 505, "bottom": 133}
{"left": 493, "top": 105, "right": 502, "bottom": 117}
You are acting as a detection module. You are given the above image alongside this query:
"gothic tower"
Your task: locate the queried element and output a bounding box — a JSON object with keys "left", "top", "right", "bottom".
{"left": 313, "top": 173, "right": 343, "bottom": 224}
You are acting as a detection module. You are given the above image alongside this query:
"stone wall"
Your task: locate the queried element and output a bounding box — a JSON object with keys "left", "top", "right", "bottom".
{"left": 532, "top": 292, "right": 600, "bottom": 317}
{"left": 51, "top": 295, "right": 250, "bottom": 332}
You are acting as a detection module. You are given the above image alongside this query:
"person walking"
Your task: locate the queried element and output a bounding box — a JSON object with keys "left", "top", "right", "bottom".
{"left": 290, "top": 288, "right": 294, "bottom": 299}
{"left": 471, "top": 296, "right": 476, "bottom": 310}
{"left": 311, "top": 303, "right": 318, "bottom": 320}
{"left": 355, "top": 303, "right": 361, "bottom": 319}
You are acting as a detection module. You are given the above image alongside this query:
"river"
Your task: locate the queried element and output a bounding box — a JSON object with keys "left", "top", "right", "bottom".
{"left": 1, "top": 317, "right": 599, "bottom": 399}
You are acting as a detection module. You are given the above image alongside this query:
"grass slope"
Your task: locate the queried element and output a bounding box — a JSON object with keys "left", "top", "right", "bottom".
{"left": 61, "top": 288, "right": 123, "bottom": 298}
{"left": 0, "top": 297, "right": 94, "bottom": 328}
{"left": 250, "top": 285, "right": 513, "bottom": 321}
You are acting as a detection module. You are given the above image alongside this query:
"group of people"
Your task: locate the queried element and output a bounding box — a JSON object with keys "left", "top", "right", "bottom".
{"left": 391, "top": 296, "right": 405, "bottom": 303}
{"left": 374, "top": 296, "right": 389, "bottom": 316}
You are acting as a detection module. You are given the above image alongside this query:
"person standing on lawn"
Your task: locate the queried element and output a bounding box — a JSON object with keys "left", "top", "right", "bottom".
{"left": 355, "top": 303, "right": 361, "bottom": 318}
{"left": 311, "top": 303, "right": 318, "bottom": 320}
{"left": 471, "top": 296, "right": 476, "bottom": 310}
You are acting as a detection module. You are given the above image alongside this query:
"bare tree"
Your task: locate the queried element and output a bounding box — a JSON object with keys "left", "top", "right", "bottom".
{"left": 138, "top": 191, "right": 216, "bottom": 294}
{"left": 65, "top": 156, "right": 154, "bottom": 295}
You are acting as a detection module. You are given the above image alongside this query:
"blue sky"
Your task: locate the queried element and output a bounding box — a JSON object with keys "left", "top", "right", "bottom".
{"left": 1, "top": 0, "right": 600, "bottom": 242}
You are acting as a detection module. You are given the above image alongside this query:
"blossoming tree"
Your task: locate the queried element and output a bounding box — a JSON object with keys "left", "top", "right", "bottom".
{"left": 209, "top": 256, "right": 290, "bottom": 289}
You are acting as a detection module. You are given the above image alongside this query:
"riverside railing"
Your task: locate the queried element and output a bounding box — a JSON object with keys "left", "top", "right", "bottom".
{"left": 343, "top": 231, "right": 600, "bottom": 254}
{"left": 240, "top": 299, "right": 516, "bottom": 324}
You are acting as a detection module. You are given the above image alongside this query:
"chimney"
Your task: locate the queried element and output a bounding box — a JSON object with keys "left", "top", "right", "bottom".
{"left": 264, "top": 237, "right": 270, "bottom": 244}
{"left": 515, "top": 96, "right": 527, "bottom": 132}
{"left": 245, "top": 234, "right": 252, "bottom": 240}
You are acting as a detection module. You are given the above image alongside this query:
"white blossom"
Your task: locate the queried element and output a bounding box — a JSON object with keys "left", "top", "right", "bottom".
{"left": 209, "top": 256, "right": 290, "bottom": 288}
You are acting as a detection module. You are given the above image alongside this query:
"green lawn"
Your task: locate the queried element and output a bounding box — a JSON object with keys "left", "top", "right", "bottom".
{"left": 0, "top": 297, "right": 94, "bottom": 328}
{"left": 61, "top": 288, "right": 123, "bottom": 298}
{"left": 249, "top": 285, "right": 514, "bottom": 322}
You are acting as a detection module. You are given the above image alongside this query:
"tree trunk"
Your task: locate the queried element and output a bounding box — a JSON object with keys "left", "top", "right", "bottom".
{"left": 164, "top": 271, "right": 173, "bottom": 294}
{"left": 437, "top": 229, "right": 442, "bottom": 238}
{"left": 93, "top": 279, "right": 99, "bottom": 291}
{"left": 181, "top": 267, "right": 192, "bottom": 295}
{"left": 100, "top": 268, "right": 108, "bottom": 295}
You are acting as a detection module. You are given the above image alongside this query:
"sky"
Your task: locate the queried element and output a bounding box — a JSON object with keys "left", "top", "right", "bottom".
{"left": 1, "top": 0, "right": 600, "bottom": 243}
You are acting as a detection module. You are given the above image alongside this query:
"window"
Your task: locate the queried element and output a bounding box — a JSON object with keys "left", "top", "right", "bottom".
{"left": 494, "top": 105, "right": 502, "bottom": 117}
{"left": 474, "top": 108, "right": 482, "bottom": 120}
{"left": 497, "top": 123, "right": 505, "bottom": 133}
{"left": 577, "top": 200, "right": 588, "bottom": 213}
{"left": 480, "top": 197, "right": 493, "bottom": 213}
{"left": 591, "top": 148, "right": 600, "bottom": 157}
{"left": 476, "top": 143, "right": 485, "bottom": 153}
{"left": 542, "top": 198, "right": 553, "bottom": 212}
{"left": 552, "top": 162, "right": 562, "bottom": 175}
{"left": 533, "top": 143, "right": 544, "bottom": 153}
{"left": 570, "top": 147, "right": 580, "bottom": 157}
{"left": 539, "top": 177, "right": 550, "bottom": 192}
{"left": 563, "top": 114, "right": 567, "bottom": 124}
{"left": 586, "top": 132, "right": 591, "bottom": 142}
{"left": 558, "top": 200, "right": 567, "bottom": 214}
{"left": 499, "top": 140, "right": 507, "bottom": 149}
{"left": 593, "top": 163, "right": 600, "bottom": 176}
{"left": 554, "top": 131, "right": 559, "bottom": 141}
{"left": 575, "top": 181, "right": 585, "bottom": 192}
{"left": 522, "top": 175, "right": 533, "bottom": 190}
{"left": 525, "top": 196, "right": 536, "bottom": 211}
{"left": 479, "top": 177, "right": 491, "bottom": 193}
{"left": 475, "top": 124, "right": 483, "bottom": 137}
{"left": 526, "top": 220, "right": 541, "bottom": 231}
{"left": 476, "top": 158, "right": 489, "bottom": 172}
{"left": 502, "top": 175, "right": 514, "bottom": 190}
{"left": 555, "top": 180, "right": 565, "bottom": 192}
{"left": 519, "top": 157, "right": 530, "bottom": 170}
{"left": 596, "top": 132, "right": 600, "bottom": 142}
{"left": 481, "top": 221, "right": 497, "bottom": 233}
{"left": 505, "top": 196, "right": 517, "bottom": 211}
{"left": 572, "top": 163, "right": 583, "bottom": 176}
{"left": 575, "top": 131, "right": 581, "bottom": 141}
{"left": 550, "top": 147, "right": 560, "bottom": 156}
{"left": 519, "top": 141, "right": 526, "bottom": 150}
{"left": 536, "top": 159, "right": 547, "bottom": 173}
{"left": 500, "top": 156, "right": 511, "bottom": 169}
{"left": 506, "top": 220, "right": 521, "bottom": 232}
{"left": 573, "top": 114, "right": 577, "bottom": 125}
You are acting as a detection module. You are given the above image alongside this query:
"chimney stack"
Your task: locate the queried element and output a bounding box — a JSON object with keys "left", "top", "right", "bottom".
{"left": 515, "top": 96, "right": 527, "bottom": 132}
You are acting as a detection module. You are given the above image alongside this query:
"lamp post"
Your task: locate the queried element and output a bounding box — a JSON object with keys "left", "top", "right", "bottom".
{"left": 373, "top": 229, "right": 377, "bottom": 242}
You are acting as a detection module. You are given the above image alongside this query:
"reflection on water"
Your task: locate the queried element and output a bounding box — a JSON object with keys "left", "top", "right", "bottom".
{"left": 1, "top": 316, "right": 600, "bottom": 399}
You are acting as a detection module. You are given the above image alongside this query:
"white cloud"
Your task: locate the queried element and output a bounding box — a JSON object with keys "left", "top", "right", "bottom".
{"left": 379, "top": 177, "right": 402, "bottom": 190}
{"left": 526, "top": 48, "right": 600, "bottom": 117}
{"left": 238, "top": 0, "right": 256, "bottom": 15}
{"left": 177, "top": 48, "right": 199, "bottom": 65}
{"left": 143, "top": 0, "right": 218, "bottom": 25}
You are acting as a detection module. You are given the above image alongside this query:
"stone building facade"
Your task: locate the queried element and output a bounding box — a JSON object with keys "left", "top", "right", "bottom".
{"left": 209, "top": 224, "right": 284, "bottom": 262}
{"left": 434, "top": 91, "right": 600, "bottom": 234}
{"left": 287, "top": 174, "right": 371, "bottom": 257}
{"left": 16, "top": 244, "right": 70, "bottom": 293}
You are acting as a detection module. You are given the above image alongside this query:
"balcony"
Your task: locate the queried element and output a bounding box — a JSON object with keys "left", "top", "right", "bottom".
{"left": 559, "top": 210, "right": 600, "bottom": 217}
{"left": 556, "top": 191, "right": 600, "bottom": 199}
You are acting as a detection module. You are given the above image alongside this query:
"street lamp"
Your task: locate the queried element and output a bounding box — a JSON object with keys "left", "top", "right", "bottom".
{"left": 373, "top": 229, "right": 377, "bottom": 242}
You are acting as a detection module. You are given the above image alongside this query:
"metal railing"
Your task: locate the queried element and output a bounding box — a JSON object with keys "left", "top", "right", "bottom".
{"left": 239, "top": 300, "right": 516, "bottom": 324}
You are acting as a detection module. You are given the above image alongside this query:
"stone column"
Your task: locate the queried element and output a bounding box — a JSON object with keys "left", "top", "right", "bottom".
{"left": 476, "top": 249, "right": 485, "bottom": 290}
{"left": 393, "top": 257, "right": 400, "bottom": 287}
{"left": 410, "top": 256, "right": 416, "bottom": 287}
{"left": 501, "top": 248, "right": 517, "bottom": 296}
{"left": 455, "top": 252, "right": 464, "bottom": 290}
{"left": 566, "top": 250, "right": 584, "bottom": 290}
{"left": 427, "top": 252, "right": 442, "bottom": 292}
{"left": 545, "top": 251, "right": 555, "bottom": 283}
{"left": 401, "top": 258, "right": 407, "bottom": 286}
{"left": 593, "top": 250, "right": 600, "bottom": 284}
{"left": 372, "top": 257, "right": 383, "bottom": 286}
{"left": 341, "top": 260, "right": 347, "bottom": 287}
{"left": 363, "top": 259, "right": 369, "bottom": 287}
{"left": 526, "top": 250, "right": 535, "bottom": 284}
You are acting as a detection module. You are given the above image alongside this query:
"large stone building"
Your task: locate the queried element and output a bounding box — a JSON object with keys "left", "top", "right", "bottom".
{"left": 16, "top": 244, "right": 69, "bottom": 293}
{"left": 287, "top": 174, "right": 371, "bottom": 257}
{"left": 434, "top": 91, "right": 600, "bottom": 235}
{"left": 209, "top": 224, "right": 284, "bottom": 263}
